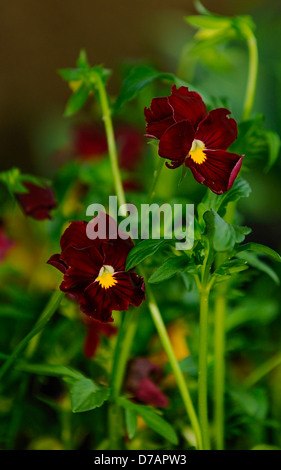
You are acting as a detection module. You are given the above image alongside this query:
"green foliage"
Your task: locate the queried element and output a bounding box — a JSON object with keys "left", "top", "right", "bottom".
{"left": 117, "top": 397, "right": 178, "bottom": 445}
{"left": 70, "top": 378, "right": 110, "bottom": 413}
{"left": 126, "top": 239, "right": 173, "bottom": 271}
{"left": 125, "top": 408, "right": 138, "bottom": 440}
{"left": 58, "top": 50, "right": 111, "bottom": 117}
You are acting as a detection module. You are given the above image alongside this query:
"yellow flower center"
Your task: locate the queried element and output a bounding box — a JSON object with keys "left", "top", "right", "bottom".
{"left": 96, "top": 265, "right": 117, "bottom": 289}
{"left": 189, "top": 139, "right": 206, "bottom": 164}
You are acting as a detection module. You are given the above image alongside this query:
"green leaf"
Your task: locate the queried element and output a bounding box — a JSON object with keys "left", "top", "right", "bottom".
{"left": 64, "top": 82, "right": 89, "bottom": 117}
{"left": 114, "top": 64, "right": 210, "bottom": 112}
{"left": 199, "top": 178, "right": 251, "bottom": 220}
{"left": 204, "top": 209, "right": 236, "bottom": 252}
{"left": 194, "top": 0, "right": 211, "bottom": 15}
{"left": 57, "top": 68, "right": 83, "bottom": 82}
{"left": 233, "top": 225, "right": 252, "bottom": 244}
{"left": 76, "top": 49, "right": 89, "bottom": 68}
{"left": 126, "top": 239, "right": 172, "bottom": 271}
{"left": 215, "top": 259, "right": 248, "bottom": 277}
{"left": 236, "top": 251, "right": 280, "bottom": 284}
{"left": 185, "top": 15, "right": 232, "bottom": 31}
{"left": 70, "top": 378, "right": 110, "bottom": 413}
{"left": 114, "top": 65, "right": 173, "bottom": 112}
{"left": 125, "top": 408, "right": 138, "bottom": 440}
{"left": 14, "top": 362, "right": 85, "bottom": 380}
{"left": 235, "top": 243, "right": 281, "bottom": 263}
{"left": 117, "top": 397, "right": 178, "bottom": 445}
{"left": 265, "top": 130, "right": 281, "bottom": 171}
{"left": 148, "top": 256, "right": 189, "bottom": 284}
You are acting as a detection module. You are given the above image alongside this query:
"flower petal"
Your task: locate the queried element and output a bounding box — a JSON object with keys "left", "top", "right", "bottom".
{"left": 136, "top": 378, "right": 169, "bottom": 407}
{"left": 47, "top": 253, "right": 68, "bottom": 274}
{"left": 159, "top": 120, "right": 195, "bottom": 163}
{"left": 80, "top": 271, "right": 145, "bottom": 322}
{"left": 168, "top": 85, "right": 207, "bottom": 129}
{"left": 102, "top": 236, "right": 134, "bottom": 271}
{"left": 144, "top": 97, "right": 175, "bottom": 139}
{"left": 187, "top": 149, "right": 244, "bottom": 194}
{"left": 16, "top": 182, "right": 57, "bottom": 220}
{"left": 195, "top": 108, "right": 238, "bottom": 150}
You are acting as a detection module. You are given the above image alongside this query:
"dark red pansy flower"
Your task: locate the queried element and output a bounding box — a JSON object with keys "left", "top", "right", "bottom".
{"left": 47, "top": 213, "right": 145, "bottom": 323}
{"left": 83, "top": 316, "right": 117, "bottom": 359}
{"left": 116, "top": 125, "right": 144, "bottom": 172}
{"left": 125, "top": 358, "right": 169, "bottom": 408}
{"left": 74, "top": 124, "right": 108, "bottom": 159}
{"left": 144, "top": 85, "right": 244, "bottom": 194}
{"left": 0, "top": 228, "right": 14, "bottom": 262}
{"left": 16, "top": 182, "right": 57, "bottom": 220}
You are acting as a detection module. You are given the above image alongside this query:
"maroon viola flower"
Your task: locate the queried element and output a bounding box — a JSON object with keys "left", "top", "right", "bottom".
{"left": 116, "top": 125, "right": 144, "bottom": 172}
{"left": 0, "top": 228, "right": 14, "bottom": 262}
{"left": 74, "top": 124, "right": 108, "bottom": 159}
{"left": 83, "top": 316, "right": 117, "bottom": 359}
{"left": 47, "top": 213, "right": 145, "bottom": 323}
{"left": 125, "top": 358, "right": 169, "bottom": 408}
{"left": 16, "top": 182, "right": 57, "bottom": 220}
{"left": 144, "top": 85, "right": 244, "bottom": 194}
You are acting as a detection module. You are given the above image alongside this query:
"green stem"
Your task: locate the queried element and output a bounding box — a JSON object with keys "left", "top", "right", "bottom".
{"left": 243, "top": 353, "right": 281, "bottom": 389}
{"left": 94, "top": 75, "right": 127, "bottom": 215}
{"left": 242, "top": 27, "right": 258, "bottom": 121}
{"left": 144, "top": 279, "right": 203, "bottom": 450}
{"left": 0, "top": 290, "right": 64, "bottom": 382}
{"left": 213, "top": 287, "right": 226, "bottom": 450}
{"left": 108, "top": 311, "right": 140, "bottom": 450}
{"left": 198, "top": 287, "right": 211, "bottom": 450}
{"left": 148, "top": 157, "right": 165, "bottom": 204}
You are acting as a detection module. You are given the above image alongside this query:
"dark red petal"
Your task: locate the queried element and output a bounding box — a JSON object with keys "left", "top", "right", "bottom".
{"left": 60, "top": 221, "right": 92, "bottom": 251}
{"left": 83, "top": 326, "right": 100, "bottom": 359}
{"left": 144, "top": 97, "right": 175, "bottom": 139}
{"left": 187, "top": 149, "right": 244, "bottom": 194}
{"left": 80, "top": 271, "right": 145, "bottom": 323}
{"left": 168, "top": 85, "right": 207, "bottom": 129}
{"left": 116, "top": 126, "right": 144, "bottom": 171}
{"left": 135, "top": 378, "right": 169, "bottom": 408}
{"left": 112, "top": 272, "right": 145, "bottom": 307}
{"left": 159, "top": 120, "right": 194, "bottom": 162}
{"left": 102, "top": 236, "right": 134, "bottom": 272}
{"left": 0, "top": 229, "right": 14, "bottom": 263}
{"left": 61, "top": 245, "right": 103, "bottom": 275}
{"left": 16, "top": 182, "right": 57, "bottom": 220}
{"left": 195, "top": 108, "right": 238, "bottom": 150}
{"left": 83, "top": 319, "right": 116, "bottom": 358}
{"left": 74, "top": 124, "right": 108, "bottom": 159}
{"left": 47, "top": 253, "right": 68, "bottom": 274}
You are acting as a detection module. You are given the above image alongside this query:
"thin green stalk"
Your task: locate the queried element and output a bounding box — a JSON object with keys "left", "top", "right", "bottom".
{"left": 213, "top": 287, "right": 226, "bottom": 450}
{"left": 198, "top": 287, "right": 211, "bottom": 450}
{"left": 242, "top": 26, "right": 258, "bottom": 121}
{"left": 94, "top": 74, "right": 127, "bottom": 215}
{"left": 108, "top": 311, "right": 140, "bottom": 450}
{"left": 243, "top": 353, "right": 281, "bottom": 389}
{"left": 0, "top": 290, "right": 64, "bottom": 382}
{"left": 144, "top": 279, "right": 203, "bottom": 450}
{"left": 148, "top": 157, "right": 165, "bottom": 204}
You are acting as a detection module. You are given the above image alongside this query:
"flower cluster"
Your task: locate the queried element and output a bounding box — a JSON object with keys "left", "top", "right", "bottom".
{"left": 145, "top": 85, "right": 244, "bottom": 194}
{"left": 48, "top": 213, "right": 145, "bottom": 323}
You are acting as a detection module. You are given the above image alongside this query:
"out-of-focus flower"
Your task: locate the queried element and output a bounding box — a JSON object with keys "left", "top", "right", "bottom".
{"left": 47, "top": 213, "right": 145, "bottom": 323}
{"left": 73, "top": 123, "right": 144, "bottom": 172}
{"left": 16, "top": 182, "right": 57, "bottom": 220}
{"left": 145, "top": 85, "right": 244, "bottom": 194}
{"left": 149, "top": 319, "right": 191, "bottom": 367}
{"left": 83, "top": 316, "right": 117, "bottom": 359}
{"left": 74, "top": 124, "right": 108, "bottom": 160}
{"left": 125, "top": 358, "right": 169, "bottom": 408}
{"left": 0, "top": 227, "right": 14, "bottom": 262}
{"left": 116, "top": 125, "right": 144, "bottom": 172}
